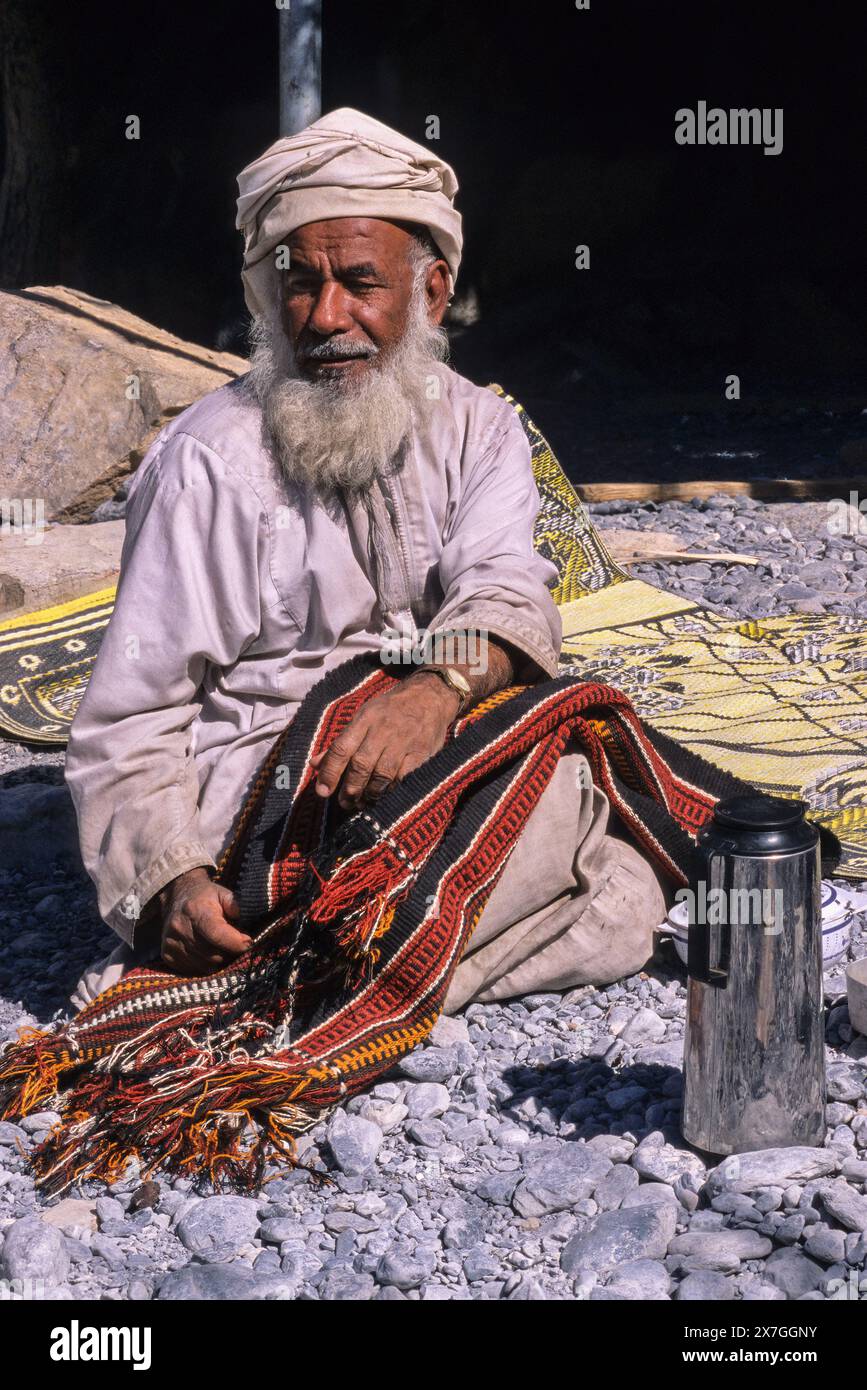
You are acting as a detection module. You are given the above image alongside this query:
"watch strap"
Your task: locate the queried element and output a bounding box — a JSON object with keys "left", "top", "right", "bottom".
{"left": 422, "top": 664, "right": 472, "bottom": 714}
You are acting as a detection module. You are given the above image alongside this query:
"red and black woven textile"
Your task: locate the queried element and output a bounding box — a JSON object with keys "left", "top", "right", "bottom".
{"left": 0, "top": 653, "right": 749, "bottom": 1195}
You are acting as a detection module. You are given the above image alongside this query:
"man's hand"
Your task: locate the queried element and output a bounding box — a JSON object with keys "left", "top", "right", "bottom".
{"left": 310, "top": 673, "right": 460, "bottom": 811}
{"left": 158, "top": 866, "right": 252, "bottom": 975}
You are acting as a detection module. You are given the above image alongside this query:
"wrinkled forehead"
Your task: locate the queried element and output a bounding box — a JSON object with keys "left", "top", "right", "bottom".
{"left": 285, "top": 216, "right": 420, "bottom": 270}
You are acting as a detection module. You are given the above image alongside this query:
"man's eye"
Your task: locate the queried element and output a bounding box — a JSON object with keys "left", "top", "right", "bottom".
{"left": 283, "top": 278, "right": 379, "bottom": 293}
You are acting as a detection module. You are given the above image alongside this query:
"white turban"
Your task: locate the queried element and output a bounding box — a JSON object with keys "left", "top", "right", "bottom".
{"left": 235, "top": 107, "right": 463, "bottom": 318}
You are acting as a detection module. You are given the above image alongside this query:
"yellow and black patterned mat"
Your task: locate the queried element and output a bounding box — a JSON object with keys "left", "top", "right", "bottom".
{"left": 2, "top": 388, "right": 865, "bottom": 876}
{"left": 558, "top": 586, "right": 867, "bottom": 879}
{"left": 488, "top": 386, "right": 629, "bottom": 606}
{"left": 0, "top": 587, "right": 115, "bottom": 743}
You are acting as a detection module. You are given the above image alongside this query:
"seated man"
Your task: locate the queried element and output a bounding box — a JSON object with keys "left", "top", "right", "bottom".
{"left": 66, "top": 108, "right": 671, "bottom": 1013}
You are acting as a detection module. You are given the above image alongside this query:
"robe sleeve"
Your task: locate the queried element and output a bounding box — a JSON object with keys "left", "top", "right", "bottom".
{"left": 426, "top": 407, "right": 562, "bottom": 680}
{"left": 64, "top": 431, "right": 265, "bottom": 944}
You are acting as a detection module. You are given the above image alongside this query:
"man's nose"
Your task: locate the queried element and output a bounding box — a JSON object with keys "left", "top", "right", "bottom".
{"left": 307, "top": 281, "right": 355, "bottom": 336}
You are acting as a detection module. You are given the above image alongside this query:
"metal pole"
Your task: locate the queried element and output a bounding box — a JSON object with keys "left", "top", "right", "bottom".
{"left": 278, "top": 1, "right": 322, "bottom": 136}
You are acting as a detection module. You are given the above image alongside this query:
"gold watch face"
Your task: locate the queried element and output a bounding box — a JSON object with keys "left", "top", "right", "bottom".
{"left": 445, "top": 667, "right": 472, "bottom": 698}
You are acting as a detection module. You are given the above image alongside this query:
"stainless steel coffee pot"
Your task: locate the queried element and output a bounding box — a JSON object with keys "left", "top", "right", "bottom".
{"left": 681, "top": 793, "right": 825, "bottom": 1155}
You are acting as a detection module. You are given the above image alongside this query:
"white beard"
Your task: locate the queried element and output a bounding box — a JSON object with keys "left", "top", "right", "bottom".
{"left": 244, "top": 272, "right": 449, "bottom": 494}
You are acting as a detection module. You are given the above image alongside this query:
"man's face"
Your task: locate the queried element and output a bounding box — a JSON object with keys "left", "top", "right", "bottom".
{"left": 280, "top": 217, "right": 448, "bottom": 386}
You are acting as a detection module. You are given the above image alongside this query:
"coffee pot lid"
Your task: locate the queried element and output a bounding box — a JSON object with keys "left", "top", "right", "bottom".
{"left": 713, "top": 794, "right": 808, "bottom": 831}
{"left": 703, "top": 793, "right": 818, "bottom": 855}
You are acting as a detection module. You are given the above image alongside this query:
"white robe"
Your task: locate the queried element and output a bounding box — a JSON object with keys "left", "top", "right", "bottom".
{"left": 66, "top": 364, "right": 670, "bottom": 1008}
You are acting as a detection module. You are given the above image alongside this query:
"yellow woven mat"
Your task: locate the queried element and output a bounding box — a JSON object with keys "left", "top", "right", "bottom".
{"left": 558, "top": 582, "right": 867, "bottom": 879}
{"left": 0, "top": 587, "right": 116, "bottom": 743}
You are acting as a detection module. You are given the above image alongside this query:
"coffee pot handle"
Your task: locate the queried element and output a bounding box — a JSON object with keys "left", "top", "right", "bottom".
{"left": 688, "top": 841, "right": 735, "bottom": 987}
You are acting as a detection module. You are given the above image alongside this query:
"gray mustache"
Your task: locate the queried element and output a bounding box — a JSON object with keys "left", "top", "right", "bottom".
{"left": 301, "top": 340, "right": 380, "bottom": 362}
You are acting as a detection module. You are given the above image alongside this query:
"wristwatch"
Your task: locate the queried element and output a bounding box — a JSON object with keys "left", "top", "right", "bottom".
{"left": 422, "top": 664, "right": 472, "bottom": 715}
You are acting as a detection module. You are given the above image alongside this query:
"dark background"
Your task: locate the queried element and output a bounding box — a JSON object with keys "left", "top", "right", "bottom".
{"left": 1, "top": 0, "right": 865, "bottom": 482}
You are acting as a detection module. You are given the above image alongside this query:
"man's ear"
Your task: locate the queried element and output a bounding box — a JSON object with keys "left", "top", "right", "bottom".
{"left": 425, "top": 260, "right": 451, "bottom": 324}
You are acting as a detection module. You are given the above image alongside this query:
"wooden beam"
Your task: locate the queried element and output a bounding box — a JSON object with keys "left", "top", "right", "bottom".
{"left": 575, "top": 478, "right": 867, "bottom": 504}
{"left": 602, "top": 528, "right": 759, "bottom": 566}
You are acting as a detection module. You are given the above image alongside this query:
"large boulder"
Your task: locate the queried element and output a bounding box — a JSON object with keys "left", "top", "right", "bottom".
{"left": 0, "top": 285, "right": 244, "bottom": 520}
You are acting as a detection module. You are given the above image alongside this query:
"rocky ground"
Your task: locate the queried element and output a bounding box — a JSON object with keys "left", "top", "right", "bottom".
{"left": 1, "top": 493, "right": 866, "bottom": 1302}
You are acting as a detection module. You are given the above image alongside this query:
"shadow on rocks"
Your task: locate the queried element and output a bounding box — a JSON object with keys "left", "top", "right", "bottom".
{"left": 497, "top": 1057, "right": 684, "bottom": 1147}
{"left": 0, "top": 769, "right": 111, "bottom": 1025}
